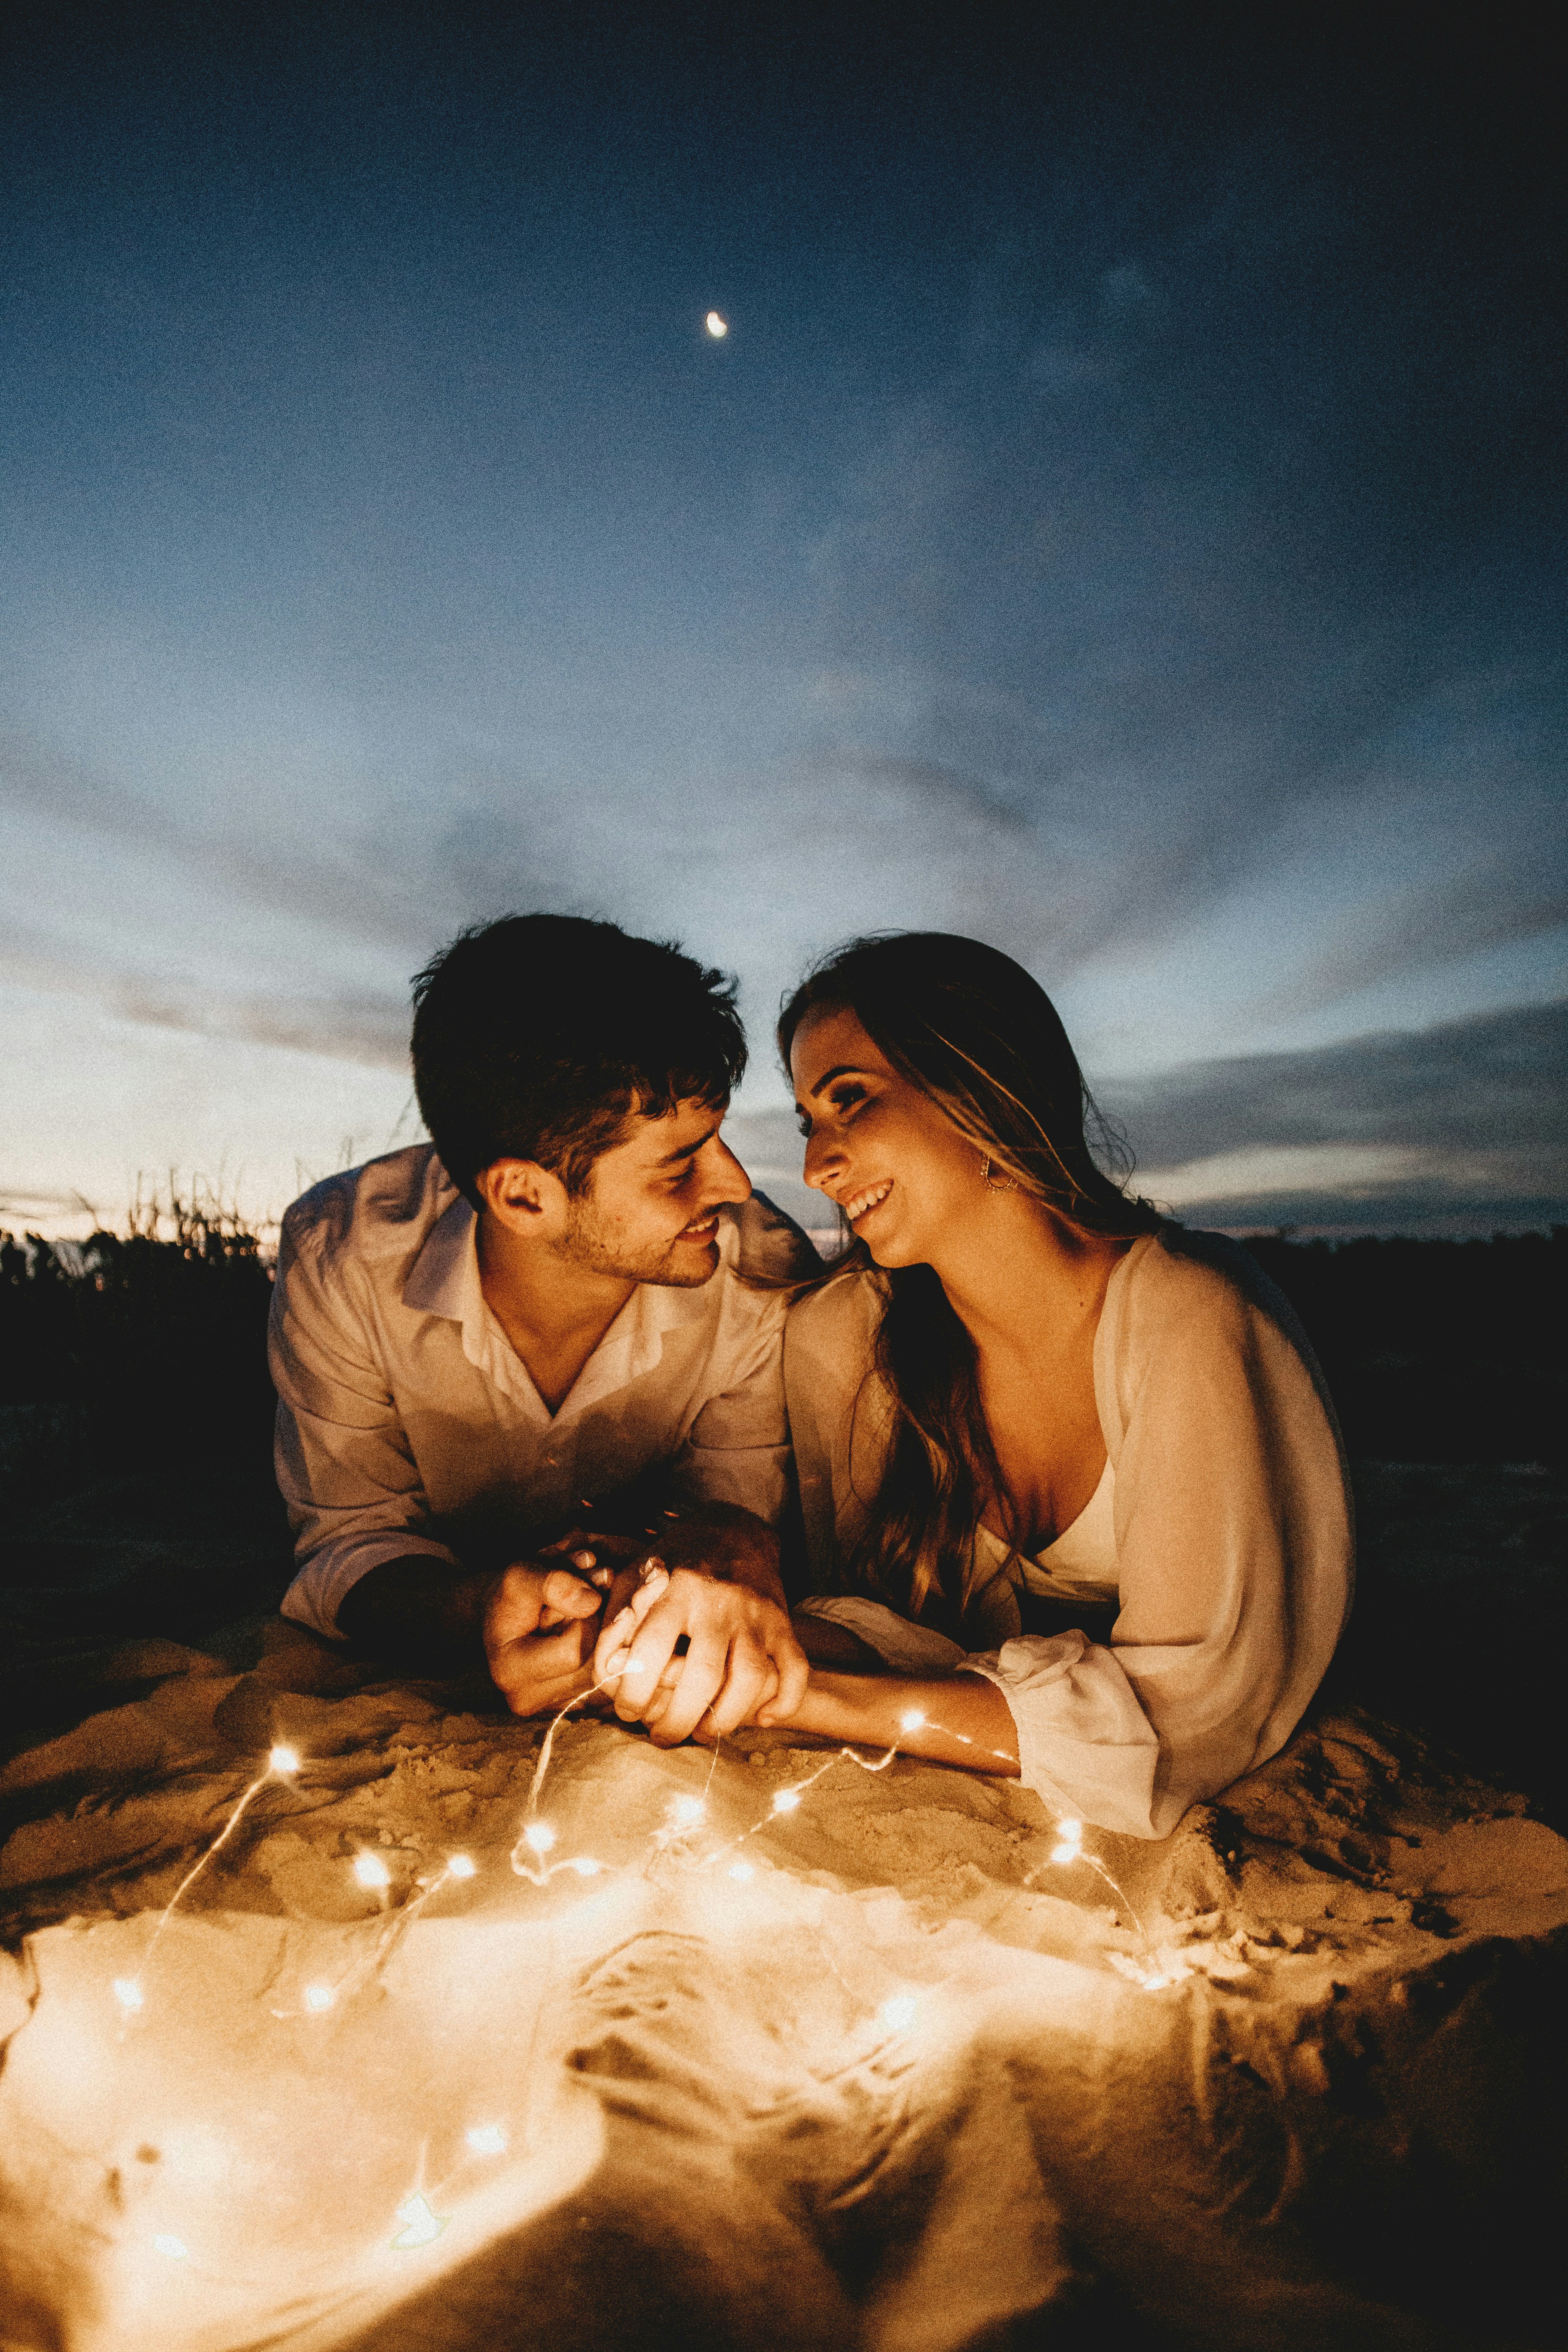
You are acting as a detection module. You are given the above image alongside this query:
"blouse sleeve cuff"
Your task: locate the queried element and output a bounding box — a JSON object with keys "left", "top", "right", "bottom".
{"left": 959, "top": 1632, "right": 1166, "bottom": 1839}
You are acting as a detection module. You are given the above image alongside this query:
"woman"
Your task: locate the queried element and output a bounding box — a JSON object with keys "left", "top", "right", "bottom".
{"left": 761, "top": 931, "right": 1351, "bottom": 1839}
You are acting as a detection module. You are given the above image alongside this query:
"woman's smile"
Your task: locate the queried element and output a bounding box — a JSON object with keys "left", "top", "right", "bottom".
{"left": 841, "top": 1178, "right": 894, "bottom": 1225}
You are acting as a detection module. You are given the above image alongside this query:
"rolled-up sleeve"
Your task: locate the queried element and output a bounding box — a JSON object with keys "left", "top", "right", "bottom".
{"left": 270, "top": 1213, "right": 456, "bottom": 1638}
{"left": 964, "top": 1259, "right": 1353, "bottom": 1838}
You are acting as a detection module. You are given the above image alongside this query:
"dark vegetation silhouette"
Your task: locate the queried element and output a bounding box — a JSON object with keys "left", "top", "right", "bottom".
{"left": 0, "top": 1196, "right": 289, "bottom": 1751}
{"left": 0, "top": 1194, "right": 279, "bottom": 1506}
{"left": 1240, "top": 1227, "right": 1566, "bottom": 1468}
{"left": 1, "top": 1207, "right": 1564, "bottom": 1813}
{"left": 5, "top": 1214, "right": 1562, "bottom": 1481}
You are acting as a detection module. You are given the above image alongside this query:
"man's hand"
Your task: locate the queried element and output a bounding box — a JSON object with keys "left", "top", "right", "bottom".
{"left": 593, "top": 1558, "right": 808, "bottom": 1746}
{"left": 482, "top": 1520, "right": 694, "bottom": 1717}
{"left": 331, "top": 1532, "right": 652, "bottom": 1714}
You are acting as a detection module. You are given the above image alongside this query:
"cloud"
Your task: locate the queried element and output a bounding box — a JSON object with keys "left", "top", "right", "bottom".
{"left": 1105, "top": 998, "right": 1567, "bottom": 1230}
{"left": 1104, "top": 998, "right": 1566, "bottom": 1164}
{"left": 0, "top": 730, "right": 435, "bottom": 953}
{"left": 794, "top": 192, "right": 1567, "bottom": 1003}
{"left": 1267, "top": 846, "right": 1568, "bottom": 1016}
{"left": 0, "top": 926, "right": 410, "bottom": 1070}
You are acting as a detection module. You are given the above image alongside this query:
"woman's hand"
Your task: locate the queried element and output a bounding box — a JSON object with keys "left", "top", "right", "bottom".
{"left": 593, "top": 1559, "right": 808, "bottom": 1746}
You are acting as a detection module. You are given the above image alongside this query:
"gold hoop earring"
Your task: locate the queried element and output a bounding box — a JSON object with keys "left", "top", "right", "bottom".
{"left": 981, "top": 1158, "right": 1017, "bottom": 1192}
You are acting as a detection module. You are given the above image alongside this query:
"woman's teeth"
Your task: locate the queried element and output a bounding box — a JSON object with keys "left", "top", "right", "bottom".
{"left": 843, "top": 1180, "right": 893, "bottom": 1223}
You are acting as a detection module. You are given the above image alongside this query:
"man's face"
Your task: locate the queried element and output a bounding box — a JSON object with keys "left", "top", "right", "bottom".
{"left": 559, "top": 1098, "right": 752, "bottom": 1286}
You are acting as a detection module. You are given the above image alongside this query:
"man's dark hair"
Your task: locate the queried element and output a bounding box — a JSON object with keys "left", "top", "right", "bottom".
{"left": 410, "top": 915, "right": 747, "bottom": 1207}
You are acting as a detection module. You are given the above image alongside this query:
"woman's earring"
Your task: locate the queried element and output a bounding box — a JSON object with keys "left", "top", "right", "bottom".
{"left": 981, "top": 1158, "right": 1018, "bottom": 1192}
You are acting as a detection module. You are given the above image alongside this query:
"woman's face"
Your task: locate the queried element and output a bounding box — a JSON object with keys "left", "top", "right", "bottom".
{"left": 790, "top": 1003, "right": 983, "bottom": 1267}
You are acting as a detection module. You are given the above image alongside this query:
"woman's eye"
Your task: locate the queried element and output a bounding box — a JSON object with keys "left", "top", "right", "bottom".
{"left": 830, "top": 1084, "right": 868, "bottom": 1116}
{"left": 795, "top": 1114, "right": 811, "bottom": 1138}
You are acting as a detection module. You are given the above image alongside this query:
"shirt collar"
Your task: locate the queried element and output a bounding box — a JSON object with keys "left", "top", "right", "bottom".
{"left": 401, "top": 1193, "right": 725, "bottom": 1424}
{"left": 403, "top": 1192, "right": 481, "bottom": 1325}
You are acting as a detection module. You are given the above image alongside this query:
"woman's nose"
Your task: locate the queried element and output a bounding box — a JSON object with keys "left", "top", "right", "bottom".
{"left": 802, "top": 1129, "right": 845, "bottom": 1192}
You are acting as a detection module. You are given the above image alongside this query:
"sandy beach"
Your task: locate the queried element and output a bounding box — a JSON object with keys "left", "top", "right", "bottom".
{"left": 3, "top": 1481, "right": 1564, "bottom": 2352}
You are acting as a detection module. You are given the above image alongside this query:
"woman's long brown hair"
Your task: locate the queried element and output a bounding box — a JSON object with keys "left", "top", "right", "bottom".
{"left": 778, "top": 931, "right": 1162, "bottom": 1630}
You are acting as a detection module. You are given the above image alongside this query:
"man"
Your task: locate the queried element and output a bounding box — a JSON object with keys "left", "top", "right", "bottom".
{"left": 270, "top": 913, "right": 818, "bottom": 1742}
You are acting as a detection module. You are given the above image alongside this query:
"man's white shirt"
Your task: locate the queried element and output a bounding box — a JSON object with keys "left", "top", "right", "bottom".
{"left": 271, "top": 1145, "right": 815, "bottom": 1637}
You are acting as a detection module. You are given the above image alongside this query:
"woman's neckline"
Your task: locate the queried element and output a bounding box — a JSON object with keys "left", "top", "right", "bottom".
{"left": 1035, "top": 1454, "right": 1112, "bottom": 1560}
{"left": 972, "top": 1231, "right": 1154, "bottom": 1558}
{"left": 979, "top": 1453, "right": 1112, "bottom": 1562}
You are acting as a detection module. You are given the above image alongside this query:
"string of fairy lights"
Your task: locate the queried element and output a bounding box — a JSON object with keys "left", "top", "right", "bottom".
{"left": 89, "top": 1559, "right": 1176, "bottom": 2282}
{"left": 109, "top": 1701, "right": 1161, "bottom": 2025}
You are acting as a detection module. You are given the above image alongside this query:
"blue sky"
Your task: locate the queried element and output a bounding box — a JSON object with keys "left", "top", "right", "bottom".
{"left": 2, "top": 5, "right": 1562, "bottom": 1236}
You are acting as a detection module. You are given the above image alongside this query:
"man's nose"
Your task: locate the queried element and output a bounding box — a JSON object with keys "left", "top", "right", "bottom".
{"left": 705, "top": 1136, "right": 753, "bottom": 1204}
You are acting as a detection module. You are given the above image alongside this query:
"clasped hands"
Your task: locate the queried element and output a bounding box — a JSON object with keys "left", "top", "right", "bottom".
{"left": 481, "top": 1521, "right": 808, "bottom": 1745}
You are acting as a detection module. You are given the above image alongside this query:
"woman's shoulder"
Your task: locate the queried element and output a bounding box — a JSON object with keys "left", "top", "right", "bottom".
{"left": 786, "top": 1257, "right": 888, "bottom": 1347}
{"left": 1123, "top": 1225, "right": 1307, "bottom": 1340}
{"left": 784, "top": 1261, "right": 891, "bottom": 1395}
{"left": 783, "top": 1261, "right": 893, "bottom": 1490}
{"left": 1122, "top": 1223, "right": 1267, "bottom": 1309}
{"left": 1111, "top": 1224, "right": 1332, "bottom": 1412}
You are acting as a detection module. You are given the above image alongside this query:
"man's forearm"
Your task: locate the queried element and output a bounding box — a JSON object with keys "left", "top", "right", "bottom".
{"left": 662, "top": 1502, "right": 786, "bottom": 1605}
{"left": 334, "top": 1556, "right": 496, "bottom": 1666}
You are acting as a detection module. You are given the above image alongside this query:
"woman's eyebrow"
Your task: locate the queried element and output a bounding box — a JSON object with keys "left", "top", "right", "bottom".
{"left": 803, "top": 1062, "right": 871, "bottom": 1099}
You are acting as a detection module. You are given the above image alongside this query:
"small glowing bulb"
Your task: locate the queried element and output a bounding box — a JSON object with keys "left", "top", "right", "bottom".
{"left": 728, "top": 1861, "right": 755, "bottom": 1883}
{"left": 113, "top": 1977, "right": 144, "bottom": 2012}
{"left": 303, "top": 1983, "right": 334, "bottom": 2012}
{"left": 153, "top": 2233, "right": 189, "bottom": 2260}
{"left": 447, "top": 1853, "right": 478, "bottom": 1879}
{"left": 353, "top": 1851, "right": 392, "bottom": 1890}
{"left": 1057, "top": 1819, "right": 1083, "bottom": 1844}
{"left": 879, "top": 1996, "right": 919, "bottom": 2032}
{"left": 466, "top": 2124, "right": 508, "bottom": 2155}
{"left": 705, "top": 310, "right": 728, "bottom": 337}
{"left": 899, "top": 1710, "right": 926, "bottom": 1733}
{"left": 622, "top": 1656, "right": 650, "bottom": 1677}
{"left": 391, "top": 2193, "right": 448, "bottom": 2250}
{"left": 523, "top": 1821, "right": 557, "bottom": 1855}
{"left": 268, "top": 1744, "right": 300, "bottom": 1774}
{"left": 672, "top": 1796, "right": 706, "bottom": 1825}
{"left": 570, "top": 1857, "right": 601, "bottom": 1877}
{"left": 772, "top": 1787, "right": 802, "bottom": 1814}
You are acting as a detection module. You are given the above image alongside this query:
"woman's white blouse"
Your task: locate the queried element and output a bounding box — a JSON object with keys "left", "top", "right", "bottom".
{"left": 784, "top": 1227, "right": 1354, "bottom": 1839}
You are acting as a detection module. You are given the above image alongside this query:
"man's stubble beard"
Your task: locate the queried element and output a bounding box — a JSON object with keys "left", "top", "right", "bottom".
{"left": 557, "top": 1193, "right": 715, "bottom": 1289}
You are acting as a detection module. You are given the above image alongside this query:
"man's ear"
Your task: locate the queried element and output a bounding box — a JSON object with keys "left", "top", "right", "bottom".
{"left": 474, "top": 1157, "right": 564, "bottom": 1232}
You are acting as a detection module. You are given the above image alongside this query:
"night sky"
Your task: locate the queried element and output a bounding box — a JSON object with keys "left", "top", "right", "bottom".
{"left": 3, "top": 5, "right": 1562, "bottom": 1237}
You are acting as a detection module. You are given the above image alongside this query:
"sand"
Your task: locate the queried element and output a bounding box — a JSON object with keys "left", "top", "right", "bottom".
{"left": 1, "top": 1609, "right": 1565, "bottom": 2352}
